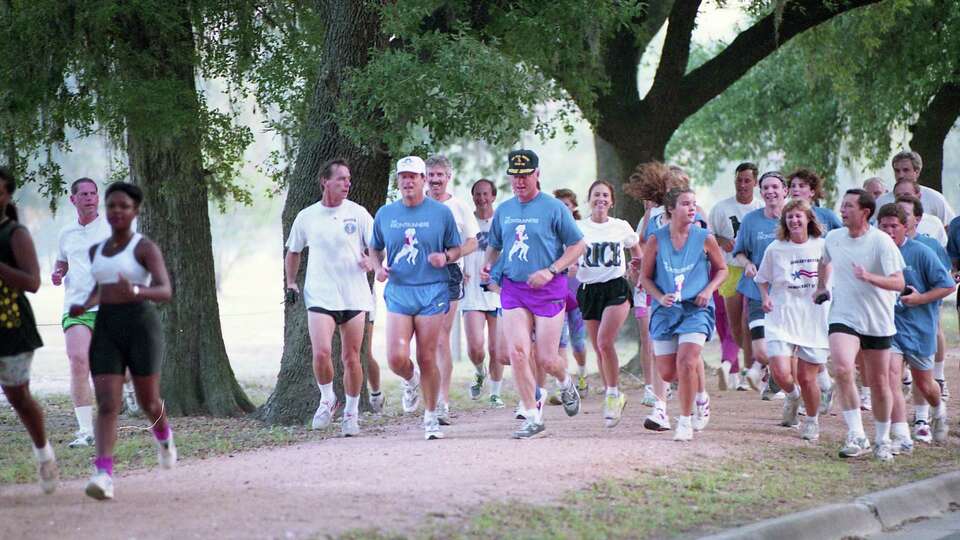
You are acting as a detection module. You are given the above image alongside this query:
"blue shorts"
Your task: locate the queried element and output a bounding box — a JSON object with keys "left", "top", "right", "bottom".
{"left": 385, "top": 282, "right": 449, "bottom": 317}
{"left": 649, "top": 301, "right": 715, "bottom": 343}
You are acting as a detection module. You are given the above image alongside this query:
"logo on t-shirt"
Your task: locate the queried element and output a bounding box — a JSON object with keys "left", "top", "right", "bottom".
{"left": 583, "top": 242, "right": 622, "bottom": 268}
{"left": 393, "top": 228, "right": 419, "bottom": 266}
{"left": 343, "top": 218, "right": 358, "bottom": 235}
{"left": 476, "top": 231, "right": 489, "bottom": 252}
{"left": 508, "top": 224, "right": 530, "bottom": 262}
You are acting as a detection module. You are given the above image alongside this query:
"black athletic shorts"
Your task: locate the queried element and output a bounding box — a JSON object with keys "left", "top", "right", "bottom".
{"left": 828, "top": 323, "right": 892, "bottom": 350}
{"left": 308, "top": 307, "right": 362, "bottom": 326}
{"left": 447, "top": 263, "right": 464, "bottom": 301}
{"left": 90, "top": 302, "right": 164, "bottom": 377}
{"left": 576, "top": 277, "right": 633, "bottom": 321}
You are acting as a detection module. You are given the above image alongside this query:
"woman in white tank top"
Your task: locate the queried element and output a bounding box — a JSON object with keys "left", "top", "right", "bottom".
{"left": 68, "top": 182, "right": 173, "bottom": 501}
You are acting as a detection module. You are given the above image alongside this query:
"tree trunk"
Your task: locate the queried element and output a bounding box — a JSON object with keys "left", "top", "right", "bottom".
{"left": 909, "top": 82, "right": 960, "bottom": 193}
{"left": 257, "top": 0, "right": 390, "bottom": 425}
{"left": 121, "top": 7, "right": 253, "bottom": 416}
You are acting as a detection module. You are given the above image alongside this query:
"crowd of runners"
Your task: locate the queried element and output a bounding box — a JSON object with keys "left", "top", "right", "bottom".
{"left": 2, "top": 149, "right": 959, "bottom": 500}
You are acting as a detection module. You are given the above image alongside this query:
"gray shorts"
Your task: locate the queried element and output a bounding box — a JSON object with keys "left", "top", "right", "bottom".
{"left": 0, "top": 351, "right": 33, "bottom": 386}
{"left": 890, "top": 344, "right": 934, "bottom": 371}
{"left": 766, "top": 340, "right": 828, "bottom": 365}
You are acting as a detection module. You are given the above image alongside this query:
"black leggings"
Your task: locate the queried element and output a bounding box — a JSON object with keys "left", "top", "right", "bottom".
{"left": 90, "top": 302, "right": 164, "bottom": 377}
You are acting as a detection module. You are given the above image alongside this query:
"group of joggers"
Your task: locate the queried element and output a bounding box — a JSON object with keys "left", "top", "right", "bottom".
{"left": 2, "top": 148, "right": 959, "bottom": 500}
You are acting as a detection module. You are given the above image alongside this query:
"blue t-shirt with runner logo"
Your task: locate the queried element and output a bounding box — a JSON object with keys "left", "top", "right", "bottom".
{"left": 733, "top": 208, "right": 780, "bottom": 300}
{"left": 489, "top": 192, "right": 583, "bottom": 283}
{"left": 371, "top": 198, "right": 462, "bottom": 287}
{"left": 894, "top": 238, "right": 955, "bottom": 357}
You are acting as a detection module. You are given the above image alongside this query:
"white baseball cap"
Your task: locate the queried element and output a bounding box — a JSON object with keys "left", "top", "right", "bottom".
{"left": 396, "top": 156, "right": 426, "bottom": 175}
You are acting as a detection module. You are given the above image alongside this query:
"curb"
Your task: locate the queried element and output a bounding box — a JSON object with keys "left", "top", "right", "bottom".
{"left": 700, "top": 470, "right": 960, "bottom": 540}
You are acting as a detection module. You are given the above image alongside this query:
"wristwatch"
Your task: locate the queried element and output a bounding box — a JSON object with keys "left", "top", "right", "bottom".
{"left": 548, "top": 263, "right": 559, "bottom": 275}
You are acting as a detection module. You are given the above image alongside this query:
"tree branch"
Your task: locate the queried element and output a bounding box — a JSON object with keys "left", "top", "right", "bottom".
{"left": 647, "top": 0, "right": 702, "bottom": 101}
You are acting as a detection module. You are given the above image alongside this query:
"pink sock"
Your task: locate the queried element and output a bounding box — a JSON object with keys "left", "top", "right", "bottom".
{"left": 153, "top": 424, "right": 171, "bottom": 442}
{"left": 94, "top": 456, "right": 114, "bottom": 476}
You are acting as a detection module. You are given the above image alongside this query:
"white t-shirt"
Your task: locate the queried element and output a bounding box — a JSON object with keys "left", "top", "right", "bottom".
{"left": 576, "top": 217, "right": 639, "bottom": 284}
{"left": 822, "top": 227, "right": 905, "bottom": 337}
{"left": 461, "top": 216, "right": 500, "bottom": 312}
{"left": 917, "top": 213, "right": 947, "bottom": 247}
{"left": 57, "top": 214, "right": 112, "bottom": 313}
{"left": 441, "top": 195, "right": 480, "bottom": 270}
{"left": 286, "top": 200, "right": 374, "bottom": 311}
{"left": 877, "top": 185, "right": 956, "bottom": 224}
{"left": 708, "top": 196, "right": 763, "bottom": 266}
{"left": 754, "top": 238, "right": 829, "bottom": 348}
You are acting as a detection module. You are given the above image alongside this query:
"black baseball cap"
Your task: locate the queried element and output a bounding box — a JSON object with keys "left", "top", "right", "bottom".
{"left": 507, "top": 149, "right": 539, "bottom": 175}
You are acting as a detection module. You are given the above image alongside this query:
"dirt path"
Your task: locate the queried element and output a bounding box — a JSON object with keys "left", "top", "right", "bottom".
{"left": 2, "top": 357, "right": 959, "bottom": 540}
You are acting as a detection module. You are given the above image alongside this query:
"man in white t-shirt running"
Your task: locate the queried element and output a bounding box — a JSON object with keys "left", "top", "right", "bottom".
{"left": 876, "top": 151, "right": 956, "bottom": 225}
{"left": 425, "top": 155, "right": 479, "bottom": 425}
{"left": 284, "top": 159, "right": 376, "bottom": 437}
{"left": 815, "top": 189, "right": 906, "bottom": 461}
{"left": 708, "top": 162, "right": 762, "bottom": 390}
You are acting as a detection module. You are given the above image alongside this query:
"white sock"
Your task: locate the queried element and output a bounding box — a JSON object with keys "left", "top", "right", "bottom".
{"left": 75, "top": 405, "right": 94, "bottom": 434}
{"left": 424, "top": 409, "right": 436, "bottom": 423}
{"left": 787, "top": 386, "right": 800, "bottom": 399}
{"left": 407, "top": 370, "right": 420, "bottom": 387}
{"left": 606, "top": 387, "right": 619, "bottom": 397}
{"left": 842, "top": 408, "right": 865, "bottom": 436}
{"left": 318, "top": 382, "right": 335, "bottom": 404}
{"left": 490, "top": 379, "right": 503, "bottom": 397}
{"left": 538, "top": 387, "right": 548, "bottom": 400}
{"left": 560, "top": 375, "right": 573, "bottom": 390}
{"left": 32, "top": 441, "right": 54, "bottom": 463}
{"left": 526, "top": 408, "right": 540, "bottom": 422}
{"left": 934, "top": 401, "right": 947, "bottom": 418}
{"left": 678, "top": 415, "right": 692, "bottom": 426}
{"left": 892, "top": 422, "right": 910, "bottom": 439}
{"left": 345, "top": 394, "right": 359, "bottom": 415}
{"left": 655, "top": 399, "right": 667, "bottom": 410}
{"left": 915, "top": 404, "right": 930, "bottom": 422}
{"left": 807, "top": 414, "right": 819, "bottom": 423}
{"left": 695, "top": 391, "right": 708, "bottom": 403}
{"left": 817, "top": 369, "right": 832, "bottom": 390}
{"left": 577, "top": 364, "right": 586, "bottom": 377}
{"left": 475, "top": 363, "right": 485, "bottom": 375}
{"left": 875, "top": 421, "right": 891, "bottom": 444}
{"left": 933, "top": 362, "right": 945, "bottom": 380}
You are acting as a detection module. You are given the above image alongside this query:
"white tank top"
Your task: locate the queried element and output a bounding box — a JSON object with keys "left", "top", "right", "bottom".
{"left": 90, "top": 233, "right": 151, "bottom": 286}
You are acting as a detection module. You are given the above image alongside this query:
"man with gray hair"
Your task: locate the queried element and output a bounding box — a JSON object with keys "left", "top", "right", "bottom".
{"left": 863, "top": 177, "right": 887, "bottom": 201}
{"left": 876, "top": 151, "right": 956, "bottom": 224}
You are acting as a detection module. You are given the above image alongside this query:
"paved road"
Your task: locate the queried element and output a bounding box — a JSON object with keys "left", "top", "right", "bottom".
{"left": 869, "top": 510, "right": 960, "bottom": 540}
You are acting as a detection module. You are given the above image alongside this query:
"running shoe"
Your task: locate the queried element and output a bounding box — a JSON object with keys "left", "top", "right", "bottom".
{"left": 644, "top": 406, "right": 671, "bottom": 432}
{"left": 514, "top": 403, "right": 526, "bottom": 420}
{"left": 873, "top": 442, "right": 894, "bottom": 462}
{"left": 800, "top": 418, "right": 820, "bottom": 441}
{"left": 762, "top": 374, "right": 783, "bottom": 401}
{"left": 469, "top": 368, "right": 486, "bottom": 400}
{"left": 311, "top": 399, "right": 337, "bottom": 430}
{"left": 673, "top": 417, "right": 693, "bottom": 441}
{"left": 839, "top": 433, "right": 871, "bottom": 458}
{"left": 424, "top": 416, "right": 444, "bottom": 441}
{"left": 603, "top": 393, "right": 627, "bottom": 428}
{"left": 155, "top": 435, "right": 177, "bottom": 469}
{"left": 123, "top": 383, "right": 141, "bottom": 417}
{"left": 667, "top": 382, "right": 677, "bottom": 400}
{"left": 693, "top": 395, "right": 711, "bottom": 431}
{"left": 745, "top": 364, "right": 763, "bottom": 392}
{"left": 547, "top": 389, "right": 563, "bottom": 406}
{"left": 717, "top": 360, "right": 732, "bottom": 391}
{"left": 577, "top": 374, "right": 589, "bottom": 395}
{"left": 890, "top": 435, "right": 913, "bottom": 456}
{"left": 512, "top": 419, "right": 546, "bottom": 439}
{"left": 798, "top": 402, "right": 807, "bottom": 417}
{"left": 937, "top": 379, "right": 950, "bottom": 401}
{"left": 489, "top": 394, "right": 505, "bottom": 409}
{"left": 860, "top": 389, "right": 872, "bottom": 412}
{"left": 369, "top": 391, "right": 385, "bottom": 414}
{"left": 641, "top": 385, "right": 657, "bottom": 407}
{"left": 67, "top": 431, "right": 95, "bottom": 449}
{"left": 37, "top": 456, "right": 58, "bottom": 495}
{"left": 819, "top": 385, "right": 834, "bottom": 416}
{"left": 735, "top": 372, "right": 750, "bottom": 391}
{"left": 341, "top": 412, "right": 360, "bottom": 437}
{"left": 85, "top": 471, "right": 114, "bottom": 500}
{"left": 560, "top": 383, "right": 581, "bottom": 417}
{"left": 902, "top": 370, "right": 913, "bottom": 400}
{"left": 437, "top": 401, "right": 452, "bottom": 426}
{"left": 781, "top": 393, "right": 800, "bottom": 427}
{"left": 401, "top": 377, "right": 421, "bottom": 413}
{"left": 913, "top": 420, "right": 933, "bottom": 443}
{"left": 932, "top": 414, "right": 949, "bottom": 444}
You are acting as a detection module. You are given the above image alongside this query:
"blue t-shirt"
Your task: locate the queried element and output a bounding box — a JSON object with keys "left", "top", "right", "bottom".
{"left": 489, "top": 192, "right": 583, "bottom": 283}
{"left": 733, "top": 208, "right": 780, "bottom": 300}
{"left": 371, "top": 198, "right": 462, "bottom": 286}
{"left": 914, "top": 234, "right": 950, "bottom": 271}
{"left": 894, "top": 238, "right": 955, "bottom": 357}
{"left": 651, "top": 225, "right": 712, "bottom": 307}
{"left": 946, "top": 216, "right": 960, "bottom": 267}
{"left": 813, "top": 206, "right": 842, "bottom": 232}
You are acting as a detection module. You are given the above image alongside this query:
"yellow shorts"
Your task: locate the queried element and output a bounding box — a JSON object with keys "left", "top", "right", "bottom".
{"left": 719, "top": 266, "right": 743, "bottom": 298}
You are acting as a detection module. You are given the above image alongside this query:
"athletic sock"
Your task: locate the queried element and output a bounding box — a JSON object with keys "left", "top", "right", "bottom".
{"left": 475, "top": 363, "right": 485, "bottom": 376}
{"left": 808, "top": 414, "right": 819, "bottom": 424}
{"left": 560, "top": 375, "right": 573, "bottom": 390}
{"left": 319, "top": 382, "right": 335, "bottom": 404}
{"left": 75, "top": 405, "right": 94, "bottom": 435}
{"left": 678, "top": 415, "right": 692, "bottom": 426}
{"left": 152, "top": 424, "right": 171, "bottom": 442}
{"left": 407, "top": 370, "right": 420, "bottom": 387}
{"left": 874, "top": 421, "right": 891, "bottom": 444}
{"left": 577, "top": 364, "right": 586, "bottom": 377}
{"left": 32, "top": 441, "right": 54, "bottom": 462}
{"left": 345, "top": 394, "right": 359, "bottom": 415}
{"left": 933, "top": 362, "right": 945, "bottom": 380}
{"left": 94, "top": 456, "right": 114, "bottom": 476}
{"left": 915, "top": 404, "right": 930, "bottom": 422}
{"left": 787, "top": 387, "right": 800, "bottom": 399}
{"left": 892, "top": 422, "right": 910, "bottom": 440}
{"left": 655, "top": 399, "right": 667, "bottom": 411}
{"left": 842, "top": 409, "right": 865, "bottom": 437}
{"left": 816, "top": 369, "right": 832, "bottom": 390}
{"left": 537, "top": 387, "right": 548, "bottom": 400}
{"left": 934, "top": 401, "right": 947, "bottom": 418}
{"left": 490, "top": 379, "right": 502, "bottom": 397}
{"left": 606, "top": 387, "right": 619, "bottom": 397}
{"left": 370, "top": 390, "right": 382, "bottom": 397}
{"left": 695, "top": 391, "right": 708, "bottom": 403}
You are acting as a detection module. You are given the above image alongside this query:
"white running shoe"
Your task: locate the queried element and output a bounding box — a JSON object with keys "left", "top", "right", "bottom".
{"left": 860, "top": 389, "right": 873, "bottom": 411}
{"left": 369, "top": 392, "right": 385, "bottom": 414}
{"left": 67, "top": 431, "right": 95, "bottom": 449}
{"left": 401, "top": 378, "right": 421, "bottom": 414}
{"left": 890, "top": 435, "right": 914, "bottom": 456}
{"left": 800, "top": 418, "right": 820, "bottom": 441}
{"left": 673, "top": 417, "right": 693, "bottom": 441}
{"left": 717, "top": 361, "right": 732, "bottom": 391}
{"left": 873, "top": 441, "right": 894, "bottom": 462}
{"left": 932, "top": 414, "right": 949, "bottom": 444}
{"left": 819, "top": 385, "right": 834, "bottom": 416}
{"left": 424, "top": 416, "right": 444, "bottom": 440}
{"left": 901, "top": 370, "right": 913, "bottom": 400}
{"left": 514, "top": 403, "right": 526, "bottom": 420}
{"left": 734, "top": 372, "right": 750, "bottom": 391}
{"left": 37, "top": 457, "right": 58, "bottom": 495}
{"left": 155, "top": 435, "right": 177, "bottom": 469}
{"left": 311, "top": 399, "right": 337, "bottom": 430}
{"left": 85, "top": 471, "right": 114, "bottom": 500}
{"left": 693, "top": 395, "right": 710, "bottom": 431}
{"left": 913, "top": 420, "right": 933, "bottom": 443}
{"left": 437, "top": 401, "right": 452, "bottom": 426}
{"left": 745, "top": 364, "right": 763, "bottom": 392}
{"left": 341, "top": 412, "right": 360, "bottom": 437}
{"left": 644, "top": 406, "right": 671, "bottom": 432}
{"left": 839, "top": 432, "right": 871, "bottom": 458}
{"left": 641, "top": 385, "right": 657, "bottom": 407}
{"left": 603, "top": 393, "right": 627, "bottom": 428}
{"left": 781, "top": 393, "right": 800, "bottom": 427}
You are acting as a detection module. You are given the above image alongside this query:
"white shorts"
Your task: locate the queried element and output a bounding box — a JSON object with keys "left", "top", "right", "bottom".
{"left": 766, "top": 340, "right": 828, "bottom": 365}
{"left": 653, "top": 333, "right": 708, "bottom": 356}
